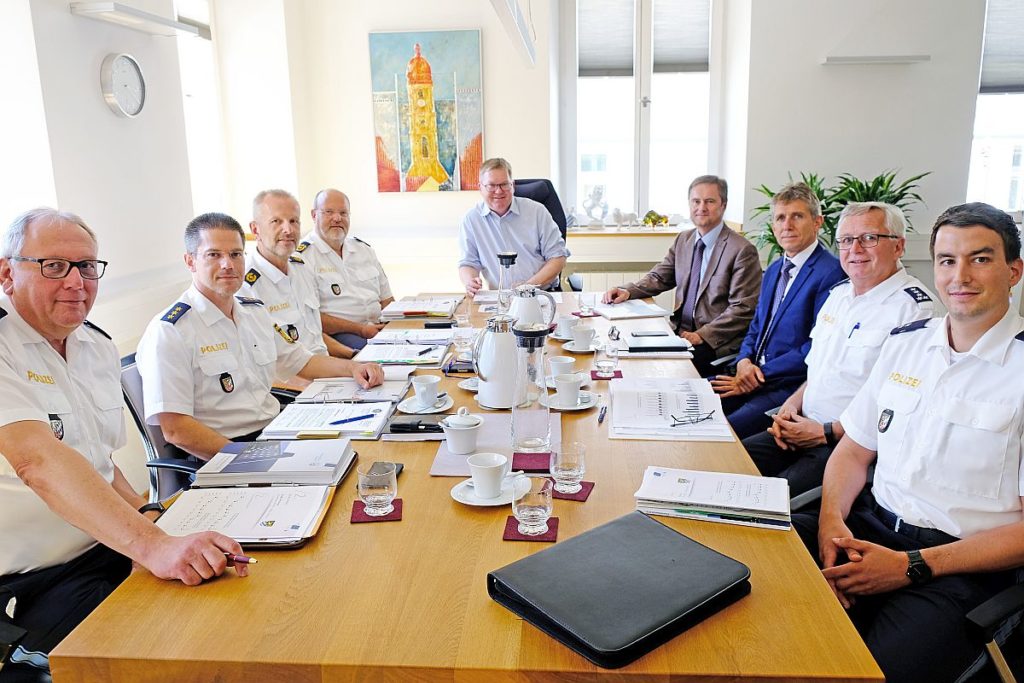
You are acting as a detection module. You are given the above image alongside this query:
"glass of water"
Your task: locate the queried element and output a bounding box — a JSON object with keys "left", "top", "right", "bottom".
{"left": 594, "top": 341, "right": 619, "bottom": 378}
{"left": 454, "top": 312, "right": 473, "bottom": 359}
{"left": 550, "top": 442, "right": 586, "bottom": 494}
{"left": 512, "top": 477, "right": 553, "bottom": 535}
{"left": 577, "top": 292, "right": 595, "bottom": 316}
{"left": 357, "top": 462, "right": 397, "bottom": 516}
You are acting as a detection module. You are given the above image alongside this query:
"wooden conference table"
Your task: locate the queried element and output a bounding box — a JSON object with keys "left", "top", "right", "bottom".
{"left": 51, "top": 297, "right": 882, "bottom": 682}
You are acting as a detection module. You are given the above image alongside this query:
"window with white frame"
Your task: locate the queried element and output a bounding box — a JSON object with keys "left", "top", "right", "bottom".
{"left": 966, "top": 0, "right": 1024, "bottom": 214}
{"left": 572, "top": 0, "right": 710, "bottom": 222}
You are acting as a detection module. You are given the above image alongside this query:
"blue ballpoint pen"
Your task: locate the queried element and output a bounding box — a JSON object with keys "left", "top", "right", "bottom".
{"left": 329, "top": 413, "right": 375, "bottom": 426}
{"left": 848, "top": 322, "right": 860, "bottom": 339}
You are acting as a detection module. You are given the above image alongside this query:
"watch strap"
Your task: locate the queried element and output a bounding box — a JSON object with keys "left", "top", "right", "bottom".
{"left": 823, "top": 422, "right": 837, "bottom": 447}
{"left": 905, "top": 549, "right": 932, "bottom": 584}
{"left": 138, "top": 501, "right": 166, "bottom": 517}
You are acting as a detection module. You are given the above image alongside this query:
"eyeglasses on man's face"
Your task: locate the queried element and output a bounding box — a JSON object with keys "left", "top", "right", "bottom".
{"left": 836, "top": 233, "right": 900, "bottom": 250}
{"left": 10, "top": 256, "right": 108, "bottom": 280}
{"left": 482, "top": 182, "right": 512, "bottom": 193}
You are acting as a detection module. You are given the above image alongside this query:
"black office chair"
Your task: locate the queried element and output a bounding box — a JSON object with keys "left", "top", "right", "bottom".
{"left": 513, "top": 178, "right": 582, "bottom": 291}
{"left": 120, "top": 353, "right": 201, "bottom": 502}
{"left": 791, "top": 486, "right": 1024, "bottom": 682}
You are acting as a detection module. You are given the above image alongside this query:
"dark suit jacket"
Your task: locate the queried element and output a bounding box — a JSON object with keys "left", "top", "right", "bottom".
{"left": 737, "top": 242, "right": 845, "bottom": 385}
{"left": 624, "top": 226, "right": 762, "bottom": 357}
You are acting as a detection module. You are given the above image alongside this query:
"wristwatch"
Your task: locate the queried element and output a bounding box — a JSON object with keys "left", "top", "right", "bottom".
{"left": 823, "top": 422, "right": 838, "bottom": 447}
{"left": 905, "top": 549, "right": 932, "bottom": 584}
{"left": 138, "top": 501, "right": 166, "bottom": 517}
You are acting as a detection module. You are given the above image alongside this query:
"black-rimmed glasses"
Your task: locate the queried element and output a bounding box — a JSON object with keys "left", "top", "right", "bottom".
{"left": 670, "top": 410, "right": 716, "bottom": 427}
{"left": 10, "top": 256, "right": 108, "bottom": 280}
{"left": 836, "top": 234, "right": 900, "bottom": 250}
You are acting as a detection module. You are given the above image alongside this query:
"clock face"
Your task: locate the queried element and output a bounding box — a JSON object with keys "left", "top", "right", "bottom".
{"left": 101, "top": 53, "right": 146, "bottom": 117}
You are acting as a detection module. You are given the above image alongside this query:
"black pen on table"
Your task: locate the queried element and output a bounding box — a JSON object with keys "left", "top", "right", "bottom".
{"left": 417, "top": 345, "right": 438, "bottom": 356}
{"left": 225, "top": 553, "right": 257, "bottom": 565}
{"left": 598, "top": 405, "right": 608, "bottom": 424}
{"left": 329, "top": 413, "right": 375, "bottom": 425}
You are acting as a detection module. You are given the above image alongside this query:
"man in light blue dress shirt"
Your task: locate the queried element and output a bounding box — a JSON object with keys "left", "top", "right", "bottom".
{"left": 458, "top": 158, "right": 570, "bottom": 296}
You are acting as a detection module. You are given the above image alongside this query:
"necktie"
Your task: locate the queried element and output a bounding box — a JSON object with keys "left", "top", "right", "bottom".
{"left": 678, "top": 238, "right": 706, "bottom": 331}
{"left": 755, "top": 258, "right": 794, "bottom": 363}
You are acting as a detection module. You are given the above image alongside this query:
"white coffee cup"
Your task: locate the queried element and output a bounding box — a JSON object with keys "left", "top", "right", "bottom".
{"left": 553, "top": 373, "right": 583, "bottom": 407}
{"left": 467, "top": 452, "right": 510, "bottom": 499}
{"left": 548, "top": 355, "right": 575, "bottom": 379}
{"left": 555, "top": 315, "right": 576, "bottom": 337}
{"left": 411, "top": 375, "right": 441, "bottom": 407}
{"left": 572, "top": 326, "right": 595, "bottom": 350}
{"left": 441, "top": 408, "right": 483, "bottom": 455}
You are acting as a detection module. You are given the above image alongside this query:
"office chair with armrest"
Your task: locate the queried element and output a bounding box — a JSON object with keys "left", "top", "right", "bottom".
{"left": 513, "top": 178, "right": 582, "bottom": 291}
{"left": 120, "top": 353, "right": 200, "bottom": 502}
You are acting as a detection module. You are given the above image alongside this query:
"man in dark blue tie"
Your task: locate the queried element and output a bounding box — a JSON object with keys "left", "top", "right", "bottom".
{"left": 711, "top": 182, "right": 845, "bottom": 438}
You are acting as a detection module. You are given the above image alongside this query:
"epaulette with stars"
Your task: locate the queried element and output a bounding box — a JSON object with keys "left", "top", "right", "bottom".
{"left": 235, "top": 296, "right": 264, "bottom": 306}
{"left": 83, "top": 320, "right": 111, "bottom": 340}
{"left": 295, "top": 241, "right": 310, "bottom": 253}
{"left": 890, "top": 318, "right": 931, "bottom": 336}
{"left": 160, "top": 302, "right": 191, "bottom": 324}
{"left": 903, "top": 286, "right": 932, "bottom": 303}
{"left": 245, "top": 268, "right": 261, "bottom": 285}
{"left": 289, "top": 255, "right": 304, "bottom": 264}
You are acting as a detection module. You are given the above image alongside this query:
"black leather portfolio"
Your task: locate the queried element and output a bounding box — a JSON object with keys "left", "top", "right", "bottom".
{"left": 626, "top": 334, "right": 692, "bottom": 353}
{"left": 487, "top": 510, "right": 751, "bottom": 669}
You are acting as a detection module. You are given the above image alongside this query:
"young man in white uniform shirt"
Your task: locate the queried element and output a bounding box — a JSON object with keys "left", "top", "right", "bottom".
{"left": 137, "top": 213, "right": 383, "bottom": 461}
{"left": 794, "top": 202, "right": 1024, "bottom": 683}
{"left": 241, "top": 189, "right": 350, "bottom": 361}
{"left": 298, "top": 189, "right": 394, "bottom": 354}
{"left": 743, "top": 202, "right": 935, "bottom": 495}
{"left": 0, "top": 209, "right": 246, "bottom": 680}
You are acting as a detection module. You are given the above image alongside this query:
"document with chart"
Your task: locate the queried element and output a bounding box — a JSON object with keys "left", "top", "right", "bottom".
{"left": 609, "top": 377, "right": 733, "bottom": 441}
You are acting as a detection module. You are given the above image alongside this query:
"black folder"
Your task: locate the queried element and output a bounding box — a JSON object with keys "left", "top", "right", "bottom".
{"left": 487, "top": 511, "right": 751, "bottom": 669}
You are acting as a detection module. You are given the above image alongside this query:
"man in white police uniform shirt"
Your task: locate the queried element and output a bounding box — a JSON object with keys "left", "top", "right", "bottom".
{"left": 743, "top": 202, "right": 934, "bottom": 495}
{"left": 793, "top": 202, "right": 1024, "bottom": 683}
{"left": 298, "top": 189, "right": 394, "bottom": 355}
{"left": 242, "top": 189, "right": 351, "bottom": 362}
{"left": 137, "top": 213, "right": 383, "bottom": 461}
{"left": 0, "top": 209, "right": 247, "bottom": 681}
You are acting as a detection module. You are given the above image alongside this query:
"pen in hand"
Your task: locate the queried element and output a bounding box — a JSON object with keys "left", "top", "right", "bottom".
{"left": 225, "top": 553, "right": 257, "bottom": 565}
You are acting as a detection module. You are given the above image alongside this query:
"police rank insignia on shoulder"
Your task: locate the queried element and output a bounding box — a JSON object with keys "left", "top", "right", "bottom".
{"left": 48, "top": 413, "right": 64, "bottom": 441}
{"left": 878, "top": 408, "right": 894, "bottom": 433}
{"left": 331, "top": 283, "right": 342, "bottom": 296}
{"left": 289, "top": 255, "right": 304, "bottom": 264}
{"left": 296, "top": 242, "right": 310, "bottom": 253}
{"left": 890, "top": 318, "right": 930, "bottom": 335}
{"left": 352, "top": 236, "right": 370, "bottom": 247}
{"left": 903, "top": 286, "right": 932, "bottom": 303}
{"left": 245, "top": 268, "right": 261, "bottom": 284}
{"left": 829, "top": 278, "right": 850, "bottom": 292}
{"left": 83, "top": 320, "right": 111, "bottom": 339}
{"left": 220, "top": 372, "right": 234, "bottom": 393}
{"left": 235, "top": 296, "right": 264, "bottom": 306}
{"left": 161, "top": 302, "right": 191, "bottom": 324}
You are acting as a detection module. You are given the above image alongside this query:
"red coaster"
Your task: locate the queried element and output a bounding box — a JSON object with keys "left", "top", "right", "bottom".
{"left": 503, "top": 515, "right": 559, "bottom": 542}
{"left": 512, "top": 452, "right": 551, "bottom": 473}
{"left": 590, "top": 369, "right": 623, "bottom": 380}
{"left": 351, "top": 498, "right": 403, "bottom": 523}
{"left": 572, "top": 311, "right": 601, "bottom": 318}
{"left": 550, "top": 480, "right": 595, "bottom": 501}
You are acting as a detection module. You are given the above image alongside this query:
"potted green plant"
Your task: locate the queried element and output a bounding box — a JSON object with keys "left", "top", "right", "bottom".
{"left": 749, "top": 170, "right": 930, "bottom": 263}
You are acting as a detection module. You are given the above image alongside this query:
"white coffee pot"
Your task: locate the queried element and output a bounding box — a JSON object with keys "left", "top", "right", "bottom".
{"left": 507, "top": 284, "right": 556, "bottom": 328}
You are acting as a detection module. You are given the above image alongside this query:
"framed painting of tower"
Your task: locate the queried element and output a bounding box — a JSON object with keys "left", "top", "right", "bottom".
{"left": 369, "top": 29, "right": 484, "bottom": 193}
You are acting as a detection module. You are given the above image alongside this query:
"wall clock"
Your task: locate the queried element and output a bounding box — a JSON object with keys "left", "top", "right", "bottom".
{"left": 100, "top": 53, "right": 146, "bottom": 118}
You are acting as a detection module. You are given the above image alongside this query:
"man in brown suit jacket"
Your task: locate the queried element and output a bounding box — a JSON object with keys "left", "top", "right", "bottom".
{"left": 603, "top": 175, "right": 762, "bottom": 376}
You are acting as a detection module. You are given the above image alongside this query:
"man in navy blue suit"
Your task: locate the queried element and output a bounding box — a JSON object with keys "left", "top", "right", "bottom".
{"left": 711, "top": 182, "right": 845, "bottom": 439}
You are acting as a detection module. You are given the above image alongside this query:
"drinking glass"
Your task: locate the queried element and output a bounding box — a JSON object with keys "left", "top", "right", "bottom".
{"left": 594, "top": 341, "right": 619, "bottom": 378}
{"left": 550, "top": 442, "right": 586, "bottom": 494}
{"left": 454, "top": 313, "right": 473, "bottom": 359}
{"left": 577, "top": 292, "right": 595, "bottom": 316}
{"left": 357, "top": 462, "right": 397, "bottom": 516}
{"left": 512, "top": 477, "right": 553, "bottom": 535}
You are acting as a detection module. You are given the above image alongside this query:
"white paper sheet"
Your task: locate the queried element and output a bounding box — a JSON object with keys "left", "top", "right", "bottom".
{"left": 354, "top": 344, "right": 448, "bottom": 365}
{"left": 367, "top": 329, "right": 455, "bottom": 345}
{"left": 594, "top": 300, "right": 671, "bottom": 320}
{"left": 428, "top": 413, "right": 563, "bottom": 476}
{"left": 608, "top": 377, "right": 733, "bottom": 441}
{"left": 260, "top": 402, "right": 393, "bottom": 439}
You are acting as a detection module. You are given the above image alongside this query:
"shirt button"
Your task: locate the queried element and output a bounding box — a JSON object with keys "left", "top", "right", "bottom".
{"left": 971, "top": 418, "right": 979, "bottom": 426}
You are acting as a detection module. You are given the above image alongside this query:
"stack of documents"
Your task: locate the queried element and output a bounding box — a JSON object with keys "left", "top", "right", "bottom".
{"left": 157, "top": 485, "right": 334, "bottom": 547}
{"left": 260, "top": 402, "right": 393, "bottom": 440}
{"left": 594, "top": 300, "right": 671, "bottom": 320}
{"left": 294, "top": 367, "right": 414, "bottom": 403}
{"left": 194, "top": 439, "right": 356, "bottom": 487}
{"left": 609, "top": 377, "right": 733, "bottom": 441}
{"left": 367, "top": 328, "right": 455, "bottom": 346}
{"left": 634, "top": 466, "right": 791, "bottom": 530}
{"left": 382, "top": 296, "right": 461, "bottom": 320}
{"left": 354, "top": 344, "right": 448, "bottom": 366}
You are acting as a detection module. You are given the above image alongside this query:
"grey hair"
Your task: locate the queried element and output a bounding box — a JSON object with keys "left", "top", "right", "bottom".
{"left": 479, "top": 157, "right": 513, "bottom": 180}
{"left": 770, "top": 182, "right": 822, "bottom": 220}
{"left": 1, "top": 207, "right": 97, "bottom": 258}
{"left": 252, "top": 189, "right": 298, "bottom": 219}
{"left": 837, "top": 201, "right": 907, "bottom": 238}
